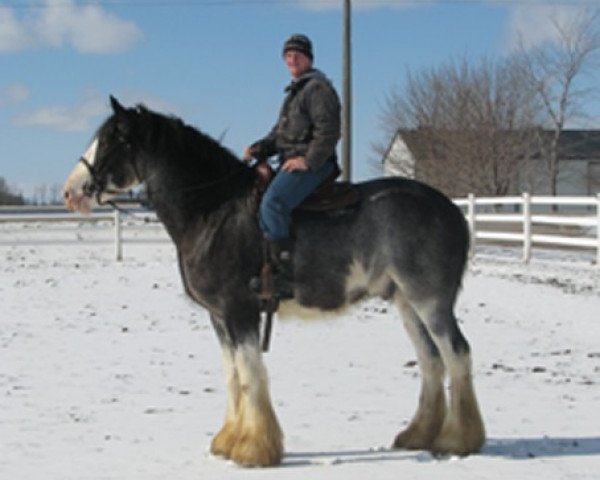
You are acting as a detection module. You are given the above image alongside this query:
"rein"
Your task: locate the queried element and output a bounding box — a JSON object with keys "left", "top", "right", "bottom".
{"left": 78, "top": 156, "right": 141, "bottom": 216}
{"left": 78, "top": 156, "right": 122, "bottom": 205}
{"left": 79, "top": 154, "right": 253, "bottom": 217}
{"left": 178, "top": 165, "right": 250, "bottom": 194}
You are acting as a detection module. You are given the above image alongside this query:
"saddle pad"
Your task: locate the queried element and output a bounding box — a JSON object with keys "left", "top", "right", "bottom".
{"left": 298, "top": 181, "right": 361, "bottom": 212}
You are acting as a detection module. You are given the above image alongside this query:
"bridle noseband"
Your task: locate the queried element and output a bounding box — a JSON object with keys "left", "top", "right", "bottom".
{"left": 78, "top": 155, "right": 123, "bottom": 206}
{"left": 78, "top": 135, "right": 141, "bottom": 211}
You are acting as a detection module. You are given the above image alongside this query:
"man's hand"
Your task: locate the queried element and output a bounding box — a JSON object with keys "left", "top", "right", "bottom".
{"left": 243, "top": 146, "right": 256, "bottom": 162}
{"left": 282, "top": 156, "right": 309, "bottom": 172}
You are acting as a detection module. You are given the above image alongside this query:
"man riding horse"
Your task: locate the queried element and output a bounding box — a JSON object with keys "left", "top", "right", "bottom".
{"left": 243, "top": 34, "right": 341, "bottom": 298}
{"left": 62, "top": 42, "right": 485, "bottom": 464}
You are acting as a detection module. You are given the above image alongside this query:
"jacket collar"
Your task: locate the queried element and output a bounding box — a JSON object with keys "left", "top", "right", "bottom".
{"left": 285, "top": 69, "right": 325, "bottom": 93}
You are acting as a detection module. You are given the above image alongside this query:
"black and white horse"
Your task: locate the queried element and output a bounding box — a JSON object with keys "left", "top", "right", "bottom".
{"left": 63, "top": 96, "right": 485, "bottom": 467}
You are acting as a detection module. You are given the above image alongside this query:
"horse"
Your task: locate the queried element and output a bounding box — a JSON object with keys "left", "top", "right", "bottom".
{"left": 63, "top": 96, "right": 485, "bottom": 467}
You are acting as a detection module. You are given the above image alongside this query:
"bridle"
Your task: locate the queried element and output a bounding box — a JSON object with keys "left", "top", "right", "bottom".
{"left": 78, "top": 135, "right": 141, "bottom": 212}
{"left": 78, "top": 156, "right": 122, "bottom": 204}
{"left": 78, "top": 129, "right": 256, "bottom": 214}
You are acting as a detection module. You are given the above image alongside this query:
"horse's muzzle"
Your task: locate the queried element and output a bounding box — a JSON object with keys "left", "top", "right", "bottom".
{"left": 63, "top": 161, "right": 94, "bottom": 214}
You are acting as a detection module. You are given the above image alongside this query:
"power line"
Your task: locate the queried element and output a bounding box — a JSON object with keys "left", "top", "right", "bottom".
{"left": 1, "top": 0, "right": 295, "bottom": 8}
{"left": 1, "top": 0, "right": 600, "bottom": 9}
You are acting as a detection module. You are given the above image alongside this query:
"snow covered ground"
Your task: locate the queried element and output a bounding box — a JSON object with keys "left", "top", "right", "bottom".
{"left": 1, "top": 223, "right": 599, "bottom": 479}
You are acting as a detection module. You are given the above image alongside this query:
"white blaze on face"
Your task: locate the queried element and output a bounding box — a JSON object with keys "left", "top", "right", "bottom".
{"left": 63, "top": 137, "right": 99, "bottom": 214}
{"left": 83, "top": 137, "right": 99, "bottom": 166}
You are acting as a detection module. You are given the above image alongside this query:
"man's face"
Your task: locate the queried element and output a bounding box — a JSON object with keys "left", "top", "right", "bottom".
{"left": 284, "top": 50, "right": 312, "bottom": 79}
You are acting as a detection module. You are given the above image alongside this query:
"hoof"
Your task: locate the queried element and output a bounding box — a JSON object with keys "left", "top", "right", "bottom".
{"left": 210, "top": 423, "right": 237, "bottom": 459}
{"left": 430, "top": 419, "right": 485, "bottom": 456}
{"left": 392, "top": 392, "right": 445, "bottom": 451}
{"left": 229, "top": 431, "right": 283, "bottom": 467}
{"left": 393, "top": 425, "right": 437, "bottom": 451}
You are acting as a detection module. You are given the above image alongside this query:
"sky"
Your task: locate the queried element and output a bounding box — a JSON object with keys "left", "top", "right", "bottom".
{"left": 1, "top": 0, "right": 600, "bottom": 201}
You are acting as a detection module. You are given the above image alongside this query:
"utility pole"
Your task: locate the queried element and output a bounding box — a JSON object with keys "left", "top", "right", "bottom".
{"left": 342, "top": 0, "right": 352, "bottom": 181}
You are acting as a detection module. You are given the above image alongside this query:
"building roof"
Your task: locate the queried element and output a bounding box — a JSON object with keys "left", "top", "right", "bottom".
{"left": 551, "top": 130, "right": 600, "bottom": 159}
{"left": 384, "top": 129, "right": 600, "bottom": 163}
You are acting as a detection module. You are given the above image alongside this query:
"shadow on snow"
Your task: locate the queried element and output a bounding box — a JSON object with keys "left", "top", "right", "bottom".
{"left": 280, "top": 436, "right": 600, "bottom": 467}
{"left": 483, "top": 436, "right": 600, "bottom": 459}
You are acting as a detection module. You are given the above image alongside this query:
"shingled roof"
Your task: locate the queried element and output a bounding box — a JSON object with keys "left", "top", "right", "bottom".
{"left": 385, "top": 129, "right": 600, "bottom": 162}
{"left": 550, "top": 130, "right": 600, "bottom": 159}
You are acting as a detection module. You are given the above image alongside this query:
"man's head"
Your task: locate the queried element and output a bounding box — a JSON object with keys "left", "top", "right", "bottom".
{"left": 283, "top": 34, "right": 313, "bottom": 60}
{"left": 282, "top": 34, "right": 313, "bottom": 79}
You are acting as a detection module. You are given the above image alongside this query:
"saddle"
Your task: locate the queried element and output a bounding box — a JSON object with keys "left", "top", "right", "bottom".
{"left": 253, "top": 160, "right": 361, "bottom": 352}
{"left": 255, "top": 160, "right": 361, "bottom": 211}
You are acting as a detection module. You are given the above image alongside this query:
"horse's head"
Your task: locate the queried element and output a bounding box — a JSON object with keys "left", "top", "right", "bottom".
{"left": 63, "top": 96, "right": 142, "bottom": 213}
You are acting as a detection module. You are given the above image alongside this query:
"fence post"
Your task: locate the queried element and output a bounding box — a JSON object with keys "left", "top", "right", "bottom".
{"left": 597, "top": 193, "right": 600, "bottom": 267}
{"left": 522, "top": 192, "right": 531, "bottom": 263}
{"left": 467, "top": 193, "right": 476, "bottom": 258}
{"left": 114, "top": 209, "right": 123, "bottom": 262}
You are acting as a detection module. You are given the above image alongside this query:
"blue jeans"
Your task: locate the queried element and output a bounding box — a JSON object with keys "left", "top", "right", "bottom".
{"left": 259, "top": 160, "right": 336, "bottom": 241}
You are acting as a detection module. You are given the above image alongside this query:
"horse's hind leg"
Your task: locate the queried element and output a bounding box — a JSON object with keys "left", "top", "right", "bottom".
{"left": 393, "top": 295, "right": 446, "bottom": 450}
{"left": 414, "top": 300, "right": 485, "bottom": 455}
{"left": 229, "top": 337, "right": 283, "bottom": 466}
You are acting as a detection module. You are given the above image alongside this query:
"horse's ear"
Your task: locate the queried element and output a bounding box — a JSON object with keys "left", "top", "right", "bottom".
{"left": 110, "top": 95, "right": 126, "bottom": 116}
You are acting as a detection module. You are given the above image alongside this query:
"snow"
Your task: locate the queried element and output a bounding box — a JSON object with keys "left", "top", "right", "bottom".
{"left": 1, "top": 223, "right": 599, "bottom": 479}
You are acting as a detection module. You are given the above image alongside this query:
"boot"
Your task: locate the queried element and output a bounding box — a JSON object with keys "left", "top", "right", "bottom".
{"left": 267, "top": 239, "right": 295, "bottom": 300}
{"left": 249, "top": 238, "right": 295, "bottom": 301}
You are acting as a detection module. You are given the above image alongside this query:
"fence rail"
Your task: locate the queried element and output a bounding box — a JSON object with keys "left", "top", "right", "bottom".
{"left": 453, "top": 193, "right": 600, "bottom": 266}
{"left": 0, "top": 206, "right": 163, "bottom": 261}
{"left": 1, "top": 195, "right": 599, "bottom": 265}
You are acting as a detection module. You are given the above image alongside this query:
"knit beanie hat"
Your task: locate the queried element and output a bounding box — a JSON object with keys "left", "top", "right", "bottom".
{"left": 282, "top": 34, "right": 313, "bottom": 61}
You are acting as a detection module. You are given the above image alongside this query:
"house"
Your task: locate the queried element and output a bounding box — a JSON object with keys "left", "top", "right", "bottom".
{"left": 383, "top": 129, "right": 600, "bottom": 196}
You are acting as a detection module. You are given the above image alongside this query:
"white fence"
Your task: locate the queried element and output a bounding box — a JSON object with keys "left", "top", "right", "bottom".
{"left": 0, "top": 205, "right": 166, "bottom": 261}
{"left": 1, "top": 195, "right": 599, "bottom": 265}
{"left": 453, "top": 193, "right": 600, "bottom": 266}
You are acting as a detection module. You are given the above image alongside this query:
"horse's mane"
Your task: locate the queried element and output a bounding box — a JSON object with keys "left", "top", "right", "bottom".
{"left": 131, "top": 105, "right": 256, "bottom": 212}
{"left": 134, "top": 105, "right": 240, "bottom": 170}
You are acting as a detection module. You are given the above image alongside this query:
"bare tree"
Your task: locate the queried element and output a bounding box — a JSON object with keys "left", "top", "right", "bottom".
{"left": 33, "top": 184, "right": 48, "bottom": 205}
{"left": 49, "top": 183, "right": 64, "bottom": 205}
{"left": 377, "top": 56, "right": 541, "bottom": 197}
{"left": 519, "top": 8, "right": 600, "bottom": 196}
{"left": 0, "top": 177, "right": 25, "bottom": 205}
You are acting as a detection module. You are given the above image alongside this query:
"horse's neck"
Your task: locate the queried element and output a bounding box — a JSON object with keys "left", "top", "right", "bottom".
{"left": 142, "top": 151, "right": 253, "bottom": 244}
{"left": 132, "top": 115, "right": 254, "bottom": 241}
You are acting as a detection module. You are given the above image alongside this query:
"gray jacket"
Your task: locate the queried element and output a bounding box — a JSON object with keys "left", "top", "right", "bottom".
{"left": 253, "top": 69, "right": 341, "bottom": 170}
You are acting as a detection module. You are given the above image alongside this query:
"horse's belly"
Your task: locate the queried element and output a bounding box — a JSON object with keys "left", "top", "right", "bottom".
{"left": 277, "top": 298, "right": 352, "bottom": 320}
{"left": 280, "top": 261, "right": 394, "bottom": 320}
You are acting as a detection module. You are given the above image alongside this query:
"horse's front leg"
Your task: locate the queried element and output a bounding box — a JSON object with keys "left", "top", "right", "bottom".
{"left": 209, "top": 312, "right": 283, "bottom": 467}
{"left": 229, "top": 335, "right": 283, "bottom": 466}
{"left": 209, "top": 314, "right": 241, "bottom": 459}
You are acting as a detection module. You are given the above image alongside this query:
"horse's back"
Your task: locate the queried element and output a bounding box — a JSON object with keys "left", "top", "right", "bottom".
{"left": 356, "top": 176, "right": 468, "bottom": 244}
{"left": 352, "top": 176, "right": 469, "bottom": 279}
{"left": 290, "top": 176, "right": 469, "bottom": 311}
{"left": 356, "top": 176, "right": 462, "bottom": 214}
{"left": 295, "top": 176, "right": 467, "bottom": 249}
